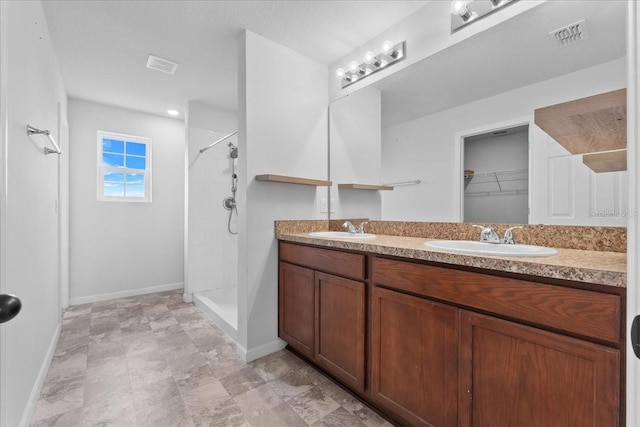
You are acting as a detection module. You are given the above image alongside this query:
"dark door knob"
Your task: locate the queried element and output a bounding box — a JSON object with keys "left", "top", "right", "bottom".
{"left": 0, "top": 294, "right": 22, "bottom": 324}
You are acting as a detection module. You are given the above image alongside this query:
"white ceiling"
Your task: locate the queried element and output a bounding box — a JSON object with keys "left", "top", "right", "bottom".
{"left": 41, "top": 0, "right": 428, "bottom": 119}
{"left": 374, "top": 0, "right": 627, "bottom": 127}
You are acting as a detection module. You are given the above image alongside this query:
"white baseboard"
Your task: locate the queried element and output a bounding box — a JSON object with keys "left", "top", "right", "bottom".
{"left": 19, "top": 322, "right": 61, "bottom": 427}
{"left": 236, "top": 338, "right": 287, "bottom": 363}
{"left": 69, "top": 282, "right": 184, "bottom": 305}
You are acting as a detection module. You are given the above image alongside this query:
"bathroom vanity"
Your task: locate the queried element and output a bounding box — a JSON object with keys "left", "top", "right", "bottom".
{"left": 277, "top": 229, "right": 626, "bottom": 426}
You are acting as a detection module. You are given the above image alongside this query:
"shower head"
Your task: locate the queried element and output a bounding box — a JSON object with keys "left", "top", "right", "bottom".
{"left": 228, "top": 142, "right": 238, "bottom": 159}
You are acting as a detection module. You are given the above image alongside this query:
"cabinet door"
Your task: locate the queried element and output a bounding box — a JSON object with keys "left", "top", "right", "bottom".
{"left": 315, "top": 272, "right": 366, "bottom": 392}
{"left": 371, "top": 286, "right": 458, "bottom": 427}
{"left": 279, "top": 262, "right": 315, "bottom": 358}
{"left": 459, "top": 311, "right": 620, "bottom": 427}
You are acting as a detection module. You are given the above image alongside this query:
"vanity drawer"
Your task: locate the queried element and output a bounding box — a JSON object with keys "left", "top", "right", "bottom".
{"left": 373, "top": 257, "right": 621, "bottom": 344}
{"left": 280, "top": 242, "right": 366, "bottom": 280}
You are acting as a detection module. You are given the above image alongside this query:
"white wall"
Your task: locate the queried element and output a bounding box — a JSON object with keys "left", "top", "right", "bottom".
{"left": 0, "top": 2, "right": 67, "bottom": 425}
{"left": 381, "top": 58, "right": 627, "bottom": 224}
{"left": 329, "top": 86, "right": 382, "bottom": 220}
{"left": 186, "top": 101, "right": 238, "bottom": 296}
{"left": 237, "top": 30, "right": 328, "bottom": 360}
{"left": 68, "top": 99, "right": 185, "bottom": 303}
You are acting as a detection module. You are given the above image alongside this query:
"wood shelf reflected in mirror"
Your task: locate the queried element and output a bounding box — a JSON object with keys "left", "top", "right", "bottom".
{"left": 255, "top": 174, "right": 332, "bottom": 187}
{"left": 534, "top": 89, "right": 627, "bottom": 155}
{"left": 582, "top": 149, "right": 627, "bottom": 173}
{"left": 338, "top": 184, "right": 394, "bottom": 191}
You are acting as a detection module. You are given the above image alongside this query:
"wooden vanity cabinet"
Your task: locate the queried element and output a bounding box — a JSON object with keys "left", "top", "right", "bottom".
{"left": 459, "top": 311, "right": 620, "bottom": 427}
{"left": 279, "top": 242, "right": 623, "bottom": 426}
{"left": 372, "top": 256, "right": 622, "bottom": 427}
{"left": 278, "top": 242, "right": 366, "bottom": 392}
{"left": 371, "top": 286, "right": 458, "bottom": 427}
{"left": 279, "top": 262, "right": 315, "bottom": 359}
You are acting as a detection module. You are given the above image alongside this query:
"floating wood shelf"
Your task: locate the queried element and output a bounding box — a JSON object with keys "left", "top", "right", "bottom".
{"left": 338, "top": 183, "right": 394, "bottom": 191}
{"left": 582, "top": 149, "right": 627, "bottom": 173}
{"left": 534, "top": 89, "right": 627, "bottom": 155}
{"left": 255, "top": 174, "right": 332, "bottom": 187}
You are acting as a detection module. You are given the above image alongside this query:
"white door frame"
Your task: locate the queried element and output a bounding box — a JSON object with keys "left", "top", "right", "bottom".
{"left": 627, "top": 1, "right": 639, "bottom": 426}
{"left": 453, "top": 116, "right": 532, "bottom": 223}
{"left": 0, "top": 1, "right": 8, "bottom": 425}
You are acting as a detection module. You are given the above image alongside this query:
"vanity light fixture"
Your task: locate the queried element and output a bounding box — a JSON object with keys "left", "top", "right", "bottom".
{"left": 451, "top": 0, "right": 474, "bottom": 22}
{"left": 335, "top": 40, "right": 406, "bottom": 89}
{"left": 451, "top": 0, "right": 518, "bottom": 32}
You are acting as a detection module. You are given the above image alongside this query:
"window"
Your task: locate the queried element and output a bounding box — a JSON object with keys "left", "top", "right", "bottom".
{"left": 97, "top": 131, "right": 151, "bottom": 202}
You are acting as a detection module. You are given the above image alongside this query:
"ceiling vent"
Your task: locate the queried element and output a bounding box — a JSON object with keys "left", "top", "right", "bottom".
{"left": 549, "top": 19, "right": 590, "bottom": 48}
{"left": 146, "top": 55, "right": 179, "bottom": 75}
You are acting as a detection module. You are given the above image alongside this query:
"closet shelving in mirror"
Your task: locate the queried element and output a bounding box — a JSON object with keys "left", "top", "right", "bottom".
{"left": 338, "top": 183, "right": 393, "bottom": 191}
{"left": 464, "top": 168, "right": 528, "bottom": 196}
{"left": 255, "top": 174, "right": 332, "bottom": 187}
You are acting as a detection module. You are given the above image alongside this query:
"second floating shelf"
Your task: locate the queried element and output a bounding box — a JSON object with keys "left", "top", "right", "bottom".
{"left": 255, "top": 174, "right": 332, "bottom": 187}
{"left": 338, "top": 183, "right": 394, "bottom": 191}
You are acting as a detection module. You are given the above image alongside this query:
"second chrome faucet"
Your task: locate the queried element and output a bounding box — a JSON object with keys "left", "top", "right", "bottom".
{"left": 473, "top": 225, "right": 523, "bottom": 244}
{"left": 343, "top": 221, "right": 368, "bottom": 234}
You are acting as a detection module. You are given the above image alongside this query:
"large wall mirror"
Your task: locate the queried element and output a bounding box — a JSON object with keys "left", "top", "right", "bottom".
{"left": 329, "top": 0, "right": 627, "bottom": 226}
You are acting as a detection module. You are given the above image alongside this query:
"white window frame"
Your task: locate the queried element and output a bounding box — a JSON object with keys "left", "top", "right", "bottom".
{"left": 97, "top": 130, "right": 152, "bottom": 202}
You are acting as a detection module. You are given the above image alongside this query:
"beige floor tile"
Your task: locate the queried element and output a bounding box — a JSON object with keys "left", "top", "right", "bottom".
{"left": 232, "top": 383, "right": 283, "bottom": 421}
{"left": 30, "top": 407, "right": 83, "bottom": 427}
{"left": 127, "top": 349, "right": 173, "bottom": 390}
{"left": 286, "top": 386, "right": 341, "bottom": 425}
{"left": 311, "top": 406, "right": 367, "bottom": 427}
{"left": 248, "top": 402, "right": 308, "bottom": 427}
{"left": 30, "top": 372, "right": 85, "bottom": 423}
{"left": 185, "top": 398, "right": 248, "bottom": 427}
{"left": 31, "top": 291, "right": 400, "bottom": 427}
{"left": 135, "top": 395, "right": 192, "bottom": 427}
{"left": 219, "top": 366, "right": 266, "bottom": 397}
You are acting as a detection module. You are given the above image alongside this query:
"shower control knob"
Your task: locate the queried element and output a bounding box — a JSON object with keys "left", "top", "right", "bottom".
{"left": 223, "top": 197, "right": 236, "bottom": 210}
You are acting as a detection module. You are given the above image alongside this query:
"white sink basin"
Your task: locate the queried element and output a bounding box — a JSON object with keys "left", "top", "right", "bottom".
{"left": 308, "top": 231, "right": 376, "bottom": 239}
{"left": 424, "top": 240, "right": 558, "bottom": 257}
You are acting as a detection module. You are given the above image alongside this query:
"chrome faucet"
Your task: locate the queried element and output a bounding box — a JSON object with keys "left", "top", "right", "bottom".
{"left": 472, "top": 225, "right": 501, "bottom": 243}
{"left": 502, "top": 226, "right": 523, "bottom": 245}
{"left": 343, "top": 221, "right": 368, "bottom": 234}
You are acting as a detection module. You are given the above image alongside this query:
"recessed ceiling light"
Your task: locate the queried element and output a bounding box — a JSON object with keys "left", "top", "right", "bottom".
{"left": 167, "top": 109, "right": 180, "bottom": 116}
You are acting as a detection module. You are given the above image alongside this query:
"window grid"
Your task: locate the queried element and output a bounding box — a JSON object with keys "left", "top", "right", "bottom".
{"left": 97, "top": 131, "right": 151, "bottom": 202}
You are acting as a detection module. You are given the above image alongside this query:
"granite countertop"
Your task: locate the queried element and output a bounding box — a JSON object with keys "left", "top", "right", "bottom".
{"left": 278, "top": 232, "right": 627, "bottom": 288}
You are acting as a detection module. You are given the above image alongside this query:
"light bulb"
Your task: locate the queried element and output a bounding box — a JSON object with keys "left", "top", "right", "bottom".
{"left": 335, "top": 68, "right": 346, "bottom": 79}
{"left": 348, "top": 61, "right": 360, "bottom": 73}
{"left": 381, "top": 41, "right": 394, "bottom": 55}
{"left": 167, "top": 109, "right": 179, "bottom": 116}
{"left": 364, "top": 51, "right": 376, "bottom": 64}
{"left": 451, "top": 0, "right": 473, "bottom": 20}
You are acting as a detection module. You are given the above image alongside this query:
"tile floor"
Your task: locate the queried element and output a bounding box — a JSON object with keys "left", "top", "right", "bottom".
{"left": 30, "top": 290, "right": 394, "bottom": 427}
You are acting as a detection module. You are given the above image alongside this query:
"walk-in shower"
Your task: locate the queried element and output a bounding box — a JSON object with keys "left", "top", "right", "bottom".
{"left": 188, "top": 125, "right": 239, "bottom": 339}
